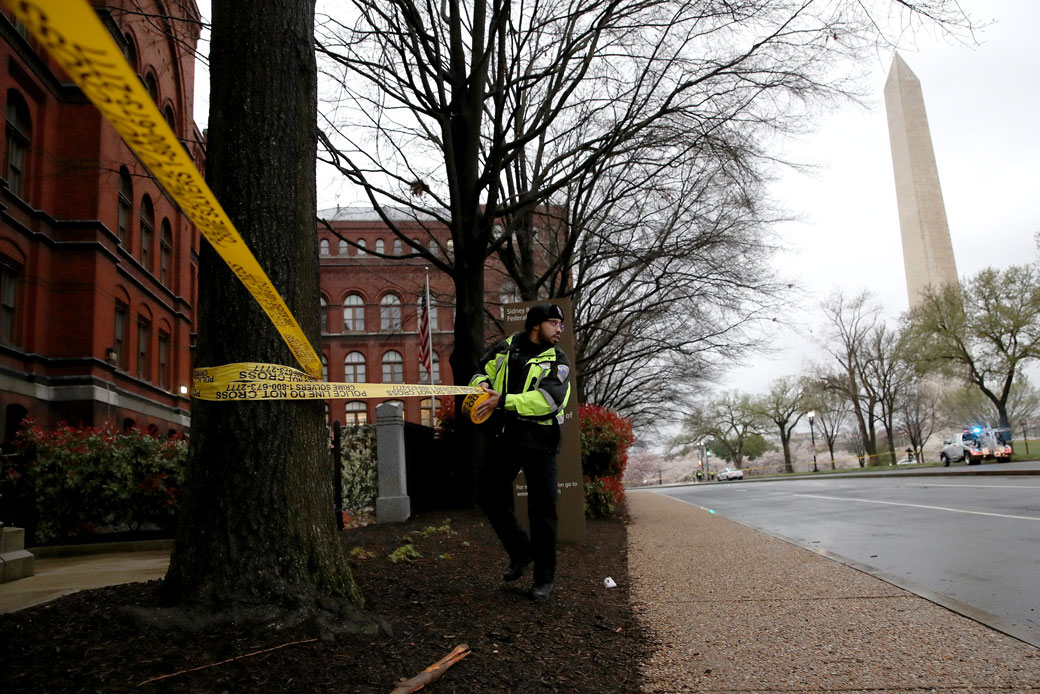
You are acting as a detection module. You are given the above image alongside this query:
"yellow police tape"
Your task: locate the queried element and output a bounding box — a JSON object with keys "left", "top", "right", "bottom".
{"left": 193, "top": 364, "right": 482, "bottom": 402}
{"left": 8, "top": 0, "right": 482, "bottom": 404}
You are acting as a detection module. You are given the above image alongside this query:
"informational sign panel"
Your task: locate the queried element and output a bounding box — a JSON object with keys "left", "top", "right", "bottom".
{"left": 501, "top": 299, "right": 585, "bottom": 544}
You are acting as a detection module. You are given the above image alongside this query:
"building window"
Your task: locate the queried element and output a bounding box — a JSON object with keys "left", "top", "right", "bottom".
{"left": 392, "top": 238, "right": 402, "bottom": 255}
{"left": 157, "top": 332, "right": 170, "bottom": 389}
{"left": 343, "top": 293, "right": 364, "bottom": 332}
{"left": 345, "top": 401, "right": 367, "bottom": 426}
{"left": 137, "top": 318, "right": 151, "bottom": 381}
{"left": 420, "top": 352, "right": 441, "bottom": 383}
{"left": 140, "top": 195, "right": 154, "bottom": 271}
{"left": 375, "top": 238, "right": 384, "bottom": 255}
{"left": 160, "top": 219, "right": 172, "bottom": 286}
{"left": 163, "top": 105, "right": 176, "bottom": 133}
{"left": 0, "top": 260, "right": 20, "bottom": 345}
{"left": 344, "top": 351, "right": 366, "bottom": 382}
{"left": 112, "top": 302, "right": 128, "bottom": 369}
{"left": 429, "top": 239, "right": 437, "bottom": 255}
{"left": 357, "top": 239, "right": 366, "bottom": 252}
{"left": 5, "top": 90, "right": 31, "bottom": 199}
{"left": 420, "top": 398, "right": 441, "bottom": 426}
{"left": 117, "top": 167, "right": 132, "bottom": 246}
{"left": 380, "top": 293, "right": 401, "bottom": 332}
{"left": 338, "top": 239, "right": 347, "bottom": 255}
{"left": 321, "top": 354, "right": 328, "bottom": 382}
{"left": 319, "top": 238, "right": 330, "bottom": 256}
{"left": 144, "top": 72, "right": 159, "bottom": 105}
{"left": 381, "top": 350, "right": 403, "bottom": 383}
{"left": 122, "top": 32, "right": 138, "bottom": 72}
{"left": 319, "top": 296, "right": 328, "bottom": 333}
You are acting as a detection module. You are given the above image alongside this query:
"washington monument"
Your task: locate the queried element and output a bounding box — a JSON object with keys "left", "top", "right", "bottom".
{"left": 883, "top": 53, "right": 959, "bottom": 308}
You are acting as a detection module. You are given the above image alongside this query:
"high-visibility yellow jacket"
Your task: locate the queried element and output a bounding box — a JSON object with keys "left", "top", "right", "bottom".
{"left": 470, "top": 333, "right": 572, "bottom": 452}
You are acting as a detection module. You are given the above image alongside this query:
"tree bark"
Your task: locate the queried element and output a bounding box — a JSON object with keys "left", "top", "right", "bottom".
{"left": 162, "top": 0, "right": 362, "bottom": 612}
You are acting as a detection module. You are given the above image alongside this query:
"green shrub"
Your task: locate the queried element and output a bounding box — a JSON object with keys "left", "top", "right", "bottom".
{"left": 12, "top": 420, "right": 186, "bottom": 543}
{"left": 339, "top": 424, "right": 378, "bottom": 514}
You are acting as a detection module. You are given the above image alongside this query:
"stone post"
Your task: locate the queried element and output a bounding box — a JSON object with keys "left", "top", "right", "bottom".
{"left": 375, "top": 402, "right": 410, "bottom": 523}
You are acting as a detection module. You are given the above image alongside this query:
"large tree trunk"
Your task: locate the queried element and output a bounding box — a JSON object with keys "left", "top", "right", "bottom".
{"left": 162, "top": 0, "right": 362, "bottom": 612}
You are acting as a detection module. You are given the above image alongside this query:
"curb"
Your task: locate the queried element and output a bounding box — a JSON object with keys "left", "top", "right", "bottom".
{"left": 29, "top": 538, "right": 174, "bottom": 558}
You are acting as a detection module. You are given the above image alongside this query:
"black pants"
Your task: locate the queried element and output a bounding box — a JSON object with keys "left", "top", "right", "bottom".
{"left": 478, "top": 442, "right": 558, "bottom": 585}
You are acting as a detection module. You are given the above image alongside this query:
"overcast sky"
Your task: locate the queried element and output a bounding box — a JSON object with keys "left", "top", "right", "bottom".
{"left": 191, "top": 1, "right": 1040, "bottom": 401}
{"left": 722, "top": 0, "right": 1040, "bottom": 396}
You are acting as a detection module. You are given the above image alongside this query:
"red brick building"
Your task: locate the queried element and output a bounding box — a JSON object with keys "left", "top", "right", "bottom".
{"left": 317, "top": 207, "right": 519, "bottom": 426}
{"left": 0, "top": 1, "right": 204, "bottom": 445}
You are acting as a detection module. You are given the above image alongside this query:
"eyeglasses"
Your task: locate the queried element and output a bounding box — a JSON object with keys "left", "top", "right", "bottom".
{"left": 544, "top": 319, "right": 564, "bottom": 329}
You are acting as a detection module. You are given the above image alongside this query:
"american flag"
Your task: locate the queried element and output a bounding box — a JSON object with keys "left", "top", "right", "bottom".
{"left": 418, "top": 276, "right": 432, "bottom": 378}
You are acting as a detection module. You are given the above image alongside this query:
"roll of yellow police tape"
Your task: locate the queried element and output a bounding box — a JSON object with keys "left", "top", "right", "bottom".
{"left": 461, "top": 391, "right": 494, "bottom": 424}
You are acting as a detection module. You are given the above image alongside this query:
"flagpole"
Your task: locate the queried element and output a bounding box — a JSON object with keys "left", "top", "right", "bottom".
{"left": 424, "top": 268, "right": 435, "bottom": 427}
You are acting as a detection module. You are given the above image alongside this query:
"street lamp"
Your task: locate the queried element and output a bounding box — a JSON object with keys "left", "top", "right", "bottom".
{"left": 808, "top": 410, "right": 818, "bottom": 473}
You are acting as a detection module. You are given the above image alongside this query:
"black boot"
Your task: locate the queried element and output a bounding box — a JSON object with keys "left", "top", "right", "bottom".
{"left": 529, "top": 582, "right": 554, "bottom": 600}
{"left": 502, "top": 556, "right": 531, "bottom": 582}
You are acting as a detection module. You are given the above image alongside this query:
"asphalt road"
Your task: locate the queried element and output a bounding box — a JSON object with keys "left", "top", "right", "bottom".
{"left": 654, "top": 473, "right": 1040, "bottom": 647}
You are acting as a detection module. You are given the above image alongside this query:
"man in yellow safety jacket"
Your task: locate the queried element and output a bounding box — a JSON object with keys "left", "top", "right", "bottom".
{"left": 470, "top": 303, "right": 571, "bottom": 600}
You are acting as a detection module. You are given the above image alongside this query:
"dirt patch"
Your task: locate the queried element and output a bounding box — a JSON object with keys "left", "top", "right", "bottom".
{"left": 1, "top": 507, "right": 646, "bottom": 693}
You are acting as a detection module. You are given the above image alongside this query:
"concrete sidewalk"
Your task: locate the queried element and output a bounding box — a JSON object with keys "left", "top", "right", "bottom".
{"left": 0, "top": 548, "right": 169, "bottom": 614}
{"left": 628, "top": 491, "right": 1040, "bottom": 692}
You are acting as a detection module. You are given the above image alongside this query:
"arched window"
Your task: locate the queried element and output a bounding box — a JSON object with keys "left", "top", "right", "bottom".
{"left": 144, "top": 72, "right": 159, "bottom": 105}
{"left": 114, "top": 301, "right": 129, "bottom": 369}
{"left": 392, "top": 238, "right": 402, "bottom": 255}
{"left": 381, "top": 350, "right": 403, "bottom": 383}
{"left": 380, "top": 293, "right": 401, "bottom": 332}
{"left": 5, "top": 90, "right": 31, "bottom": 198}
{"left": 139, "top": 195, "right": 154, "bottom": 271}
{"left": 343, "top": 293, "right": 364, "bottom": 332}
{"left": 429, "top": 239, "right": 437, "bottom": 255}
{"left": 420, "top": 398, "right": 441, "bottom": 427}
{"left": 375, "top": 238, "right": 384, "bottom": 255}
{"left": 321, "top": 354, "right": 328, "bottom": 382}
{"left": 137, "top": 314, "right": 152, "bottom": 381}
{"left": 345, "top": 401, "right": 367, "bottom": 426}
{"left": 157, "top": 330, "right": 171, "bottom": 389}
{"left": 344, "top": 351, "right": 366, "bottom": 382}
{"left": 160, "top": 219, "right": 172, "bottom": 286}
{"left": 446, "top": 239, "right": 454, "bottom": 256}
{"left": 122, "top": 32, "right": 138, "bottom": 72}
{"left": 0, "top": 255, "right": 22, "bottom": 346}
{"left": 319, "top": 238, "right": 330, "bottom": 256}
{"left": 117, "top": 167, "right": 132, "bottom": 246}
{"left": 163, "top": 105, "right": 176, "bottom": 132}
{"left": 357, "top": 238, "right": 367, "bottom": 251}
{"left": 319, "top": 296, "right": 328, "bottom": 333}
{"left": 338, "top": 239, "right": 348, "bottom": 256}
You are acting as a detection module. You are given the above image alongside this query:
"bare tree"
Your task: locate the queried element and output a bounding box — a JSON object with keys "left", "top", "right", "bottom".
{"left": 860, "top": 322, "right": 915, "bottom": 464}
{"left": 756, "top": 376, "right": 808, "bottom": 474}
{"left": 820, "top": 291, "right": 882, "bottom": 465}
{"left": 314, "top": 0, "right": 973, "bottom": 396}
{"left": 804, "top": 376, "right": 850, "bottom": 469}
{"left": 898, "top": 377, "right": 942, "bottom": 462}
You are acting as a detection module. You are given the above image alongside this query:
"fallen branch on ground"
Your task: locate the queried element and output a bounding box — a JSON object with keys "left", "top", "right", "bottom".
{"left": 390, "top": 643, "right": 472, "bottom": 694}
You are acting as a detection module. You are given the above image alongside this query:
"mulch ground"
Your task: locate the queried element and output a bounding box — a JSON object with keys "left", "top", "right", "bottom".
{"left": 1, "top": 506, "right": 647, "bottom": 693}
